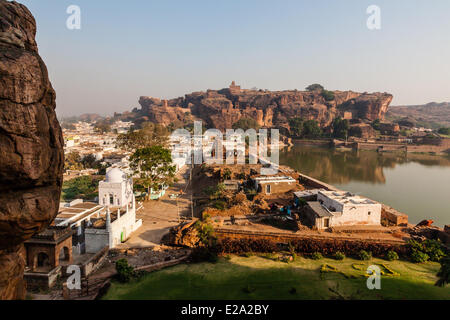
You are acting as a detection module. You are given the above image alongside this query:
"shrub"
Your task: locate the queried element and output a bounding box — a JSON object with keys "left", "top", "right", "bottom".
{"left": 115, "top": 259, "right": 135, "bottom": 283}
{"left": 195, "top": 218, "right": 216, "bottom": 246}
{"left": 386, "top": 250, "right": 399, "bottom": 261}
{"left": 212, "top": 200, "right": 227, "bottom": 210}
{"left": 190, "top": 247, "right": 219, "bottom": 263}
{"left": 311, "top": 252, "right": 323, "bottom": 260}
{"left": 410, "top": 249, "right": 429, "bottom": 263}
{"left": 423, "top": 240, "right": 445, "bottom": 262}
{"left": 407, "top": 239, "right": 445, "bottom": 263}
{"left": 321, "top": 89, "right": 335, "bottom": 101}
{"left": 334, "top": 251, "right": 345, "bottom": 261}
{"left": 358, "top": 250, "right": 372, "bottom": 261}
{"left": 436, "top": 256, "right": 450, "bottom": 287}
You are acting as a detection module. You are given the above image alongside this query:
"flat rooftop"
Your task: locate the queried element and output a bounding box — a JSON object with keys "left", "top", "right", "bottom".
{"left": 306, "top": 201, "right": 334, "bottom": 218}
{"left": 319, "top": 190, "right": 377, "bottom": 205}
{"left": 253, "top": 176, "right": 296, "bottom": 183}
{"left": 56, "top": 202, "right": 103, "bottom": 226}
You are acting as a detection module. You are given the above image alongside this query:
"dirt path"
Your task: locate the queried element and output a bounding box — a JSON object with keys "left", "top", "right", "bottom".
{"left": 116, "top": 165, "right": 194, "bottom": 248}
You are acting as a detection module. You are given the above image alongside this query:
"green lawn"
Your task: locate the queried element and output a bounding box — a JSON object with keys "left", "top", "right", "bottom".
{"left": 103, "top": 255, "right": 450, "bottom": 300}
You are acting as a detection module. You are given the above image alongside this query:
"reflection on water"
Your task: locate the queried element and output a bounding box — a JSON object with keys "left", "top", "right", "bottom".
{"left": 280, "top": 145, "right": 450, "bottom": 226}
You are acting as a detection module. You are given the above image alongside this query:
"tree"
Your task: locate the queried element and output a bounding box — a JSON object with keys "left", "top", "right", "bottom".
{"left": 437, "top": 127, "right": 450, "bottom": 135}
{"left": 306, "top": 84, "right": 324, "bottom": 91}
{"left": 62, "top": 176, "right": 102, "bottom": 200}
{"left": 115, "top": 258, "right": 135, "bottom": 283}
{"left": 332, "top": 117, "right": 349, "bottom": 139}
{"left": 129, "top": 145, "right": 176, "bottom": 197}
{"left": 371, "top": 119, "right": 381, "bottom": 131}
{"left": 232, "top": 118, "right": 260, "bottom": 131}
{"left": 61, "top": 122, "right": 76, "bottom": 130}
{"left": 436, "top": 256, "right": 450, "bottom": 287}
{"left": 64, "top": 151, "right": 83, "bottom": 170}
{"left": 94, "top": 121, "right": 111, "bottom": 134}
{"left": 81, "top": 153, "right": 99, "bottom": 169}
{"left": 321, "top": 89, "right": 335, "bottom": 101}
{"left": 289, "top": 117, "right": 304, "bottom": 137}
{"left": 116, "top": 122, "right": 170, "bottom": 152}
{"left": 303, "top": 120, "right": 322, "bottom": 138}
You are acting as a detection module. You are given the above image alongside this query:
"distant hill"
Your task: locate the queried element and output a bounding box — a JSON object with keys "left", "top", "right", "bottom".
{"left": 114, "top": 82, "right": 393, "bottom": 133}
{"left": 60, "top": 113, "right": 105, "bottom": 124}
{"left": 386, "top": 102, "right": 450, "bottom": 129}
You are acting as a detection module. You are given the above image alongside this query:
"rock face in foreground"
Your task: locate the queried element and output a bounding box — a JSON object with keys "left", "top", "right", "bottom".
{"left": 125, "top": 82, "right": 393, "bottom": 132}
{"left": 0, "top": 0, "right": 64, "bottom": 299}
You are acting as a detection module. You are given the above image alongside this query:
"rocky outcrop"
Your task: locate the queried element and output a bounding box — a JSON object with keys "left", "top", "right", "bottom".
{"left": 0, "top": 1, "right": 64, "bottom": 299}
{"left": 124, "top": 83, "right": 393, "bottom": 132}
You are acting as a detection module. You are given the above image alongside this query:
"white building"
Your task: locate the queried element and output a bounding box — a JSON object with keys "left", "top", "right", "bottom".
{"left": 98, "top": 167, "right": 133, "bottom": 207}
{"left": 56, "top": 168, "right": 142, "bottom": 254}
{"left": 304, "top": 190, "right": 381, "bottom": 229}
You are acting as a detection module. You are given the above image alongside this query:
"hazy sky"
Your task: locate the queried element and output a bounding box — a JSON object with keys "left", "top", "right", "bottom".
{"left": 19, "top": 0, "right": 450, "bottom": 117}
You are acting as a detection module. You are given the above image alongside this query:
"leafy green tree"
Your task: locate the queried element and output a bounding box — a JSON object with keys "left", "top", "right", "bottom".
{"left": 116, "top": 122, "right": 170, "bottom": 152}
{"left": 81, "top": 153, "right": 99, "bottom": 169}
{"left": 232, "top": 118, "right": 260, "bottom": 131}
{"left": 289, "top": 117, "right": 304, "bottom": 137}
{"left": 303, "top": 120, "right": 322, "bottom": 138}
{"left": 332, "top": 117, "right": 349, "bottom": 139}
{"left": 321, "top": 89, "right": 335, "bottom": 101}
{"left": 130, "top": 145, "right": 176, "bottom": 197}
{"left": 62, "top": 176, "right": 102, "bottom": 200}
{"left": 306, "top": 84, "right": 324, "bottom": 91}
{"left": 115, "top": 258, "right": 135, "bottom": 283}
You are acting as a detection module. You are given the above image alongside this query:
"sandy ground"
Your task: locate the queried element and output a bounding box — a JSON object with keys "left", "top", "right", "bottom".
{"left": 218, "top": 222, "right": 409, "bottom": 242}
{"left": 116, "top": 165, "right": 194, "bottom": 248}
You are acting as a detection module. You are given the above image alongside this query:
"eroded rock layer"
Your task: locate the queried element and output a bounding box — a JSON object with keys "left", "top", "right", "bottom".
{"left": 0, "top": 0, "right": 64, "bottom": 299}
{"left": 127, "top": 84, "right": 392, "bottom": 132}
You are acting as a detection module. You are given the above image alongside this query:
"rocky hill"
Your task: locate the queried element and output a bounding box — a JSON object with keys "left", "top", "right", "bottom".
{"left": 387, "top": 102, "right": 450, "bottom": 129}
{"left": 118, "top": 82, "right": 393, "bottom": 133}
{"left": 0, "top": 1, "right": 64, "bottom": 299}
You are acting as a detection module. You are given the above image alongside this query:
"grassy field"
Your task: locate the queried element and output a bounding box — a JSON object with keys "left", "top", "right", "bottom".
{"left": 103, "top": 255, "right": 450, "bottom": 300}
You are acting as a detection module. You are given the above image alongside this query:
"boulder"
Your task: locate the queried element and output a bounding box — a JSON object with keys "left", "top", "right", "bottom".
{"left": 0, "top": 0, "right": 64, "bottom": 299}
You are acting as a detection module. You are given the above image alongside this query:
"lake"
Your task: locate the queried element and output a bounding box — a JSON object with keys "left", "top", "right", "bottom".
{"left": 280, "top": 144, "right": 450, "bottom": 227}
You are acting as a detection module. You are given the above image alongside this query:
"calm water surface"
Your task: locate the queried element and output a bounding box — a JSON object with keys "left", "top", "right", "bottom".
{"left": 280, "top": 144, "right": 450, "bottom": 226}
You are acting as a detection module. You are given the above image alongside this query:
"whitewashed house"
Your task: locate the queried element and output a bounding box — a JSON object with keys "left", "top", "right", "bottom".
{"left": 303, "top": 190, "right": 381, "bottom": 229}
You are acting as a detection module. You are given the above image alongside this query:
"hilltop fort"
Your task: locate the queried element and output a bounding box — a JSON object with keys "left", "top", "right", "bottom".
{"left": 115, "top": 81, "right": 393, "bottom": 133}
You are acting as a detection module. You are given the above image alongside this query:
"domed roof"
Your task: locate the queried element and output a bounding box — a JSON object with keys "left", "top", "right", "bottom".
{"left": 105, "top": 167, "right": 125, "bottom": 183}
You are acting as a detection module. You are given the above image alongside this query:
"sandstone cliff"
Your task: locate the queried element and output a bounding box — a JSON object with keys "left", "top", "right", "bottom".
{"left": 125, "top": 83, "right": 393, "bottom": 132}
{"left": 0, "top": 0, "right": 64, "bottom": 299}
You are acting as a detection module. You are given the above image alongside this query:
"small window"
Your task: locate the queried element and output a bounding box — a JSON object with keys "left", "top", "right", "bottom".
{"left": 368, "top": 211, "right": 371, "bottom": 216}
{"left": 266, "top": 185, "right": 271, "bottom": 194}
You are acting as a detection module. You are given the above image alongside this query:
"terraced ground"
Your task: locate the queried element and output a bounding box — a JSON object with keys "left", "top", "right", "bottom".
{"left": 102, "top": 254, "right": 450, "bottom": 300}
